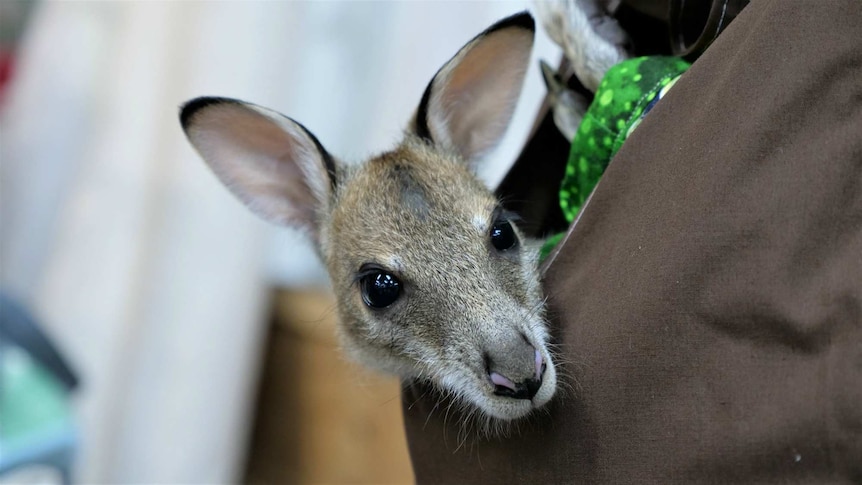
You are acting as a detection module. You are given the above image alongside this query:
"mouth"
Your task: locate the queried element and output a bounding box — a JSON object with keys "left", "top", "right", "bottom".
{"left": 472, "top": 348, "right": 557, "bottom": 420}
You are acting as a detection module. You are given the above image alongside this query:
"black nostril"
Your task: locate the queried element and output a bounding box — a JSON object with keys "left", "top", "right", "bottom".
{"left": 493, "top": 377, "right": 543, "bottom": 400}
{"left": 524, "top": 377, "right": 541, "bottom": 399}
{"left": 494, "top": 385, "right": 519, "bottom": 398}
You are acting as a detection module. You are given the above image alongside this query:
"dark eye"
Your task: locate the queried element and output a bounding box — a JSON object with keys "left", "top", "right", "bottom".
{"left": 360, "top": 271, "right": 401, "bottom": 309}
{"left": 490, "top": 219, "right": 518, "bottom": 251}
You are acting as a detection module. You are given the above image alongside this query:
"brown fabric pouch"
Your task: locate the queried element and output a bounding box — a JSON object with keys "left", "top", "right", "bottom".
{"left": 402, "top": 0, "right": 862, "bottom": 482}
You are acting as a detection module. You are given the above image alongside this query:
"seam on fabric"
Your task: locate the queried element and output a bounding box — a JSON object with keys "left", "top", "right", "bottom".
{"left": 540, "top": 182, "right": 599, "bottom": 275}
{"left": 614, "top": 76, "right": 674, "bottom": 149}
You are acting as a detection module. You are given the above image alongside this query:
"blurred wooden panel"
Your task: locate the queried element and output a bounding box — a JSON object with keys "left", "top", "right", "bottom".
{"left": 243, "top": 289, "right": 413, "bottom": 484}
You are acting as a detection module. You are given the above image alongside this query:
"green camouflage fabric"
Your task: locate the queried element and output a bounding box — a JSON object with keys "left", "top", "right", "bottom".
{"left": 541, "top": 56, "right": 691, "bottom": 260}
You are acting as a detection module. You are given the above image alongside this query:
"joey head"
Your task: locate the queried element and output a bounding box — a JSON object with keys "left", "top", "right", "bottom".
{"left": 180, "top": 12, "right": 557, "bottom": 424}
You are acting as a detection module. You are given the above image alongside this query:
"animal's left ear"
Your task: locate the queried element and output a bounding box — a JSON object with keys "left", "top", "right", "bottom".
{"left": 411, "top": 12, "right": 535, "bottom": 165}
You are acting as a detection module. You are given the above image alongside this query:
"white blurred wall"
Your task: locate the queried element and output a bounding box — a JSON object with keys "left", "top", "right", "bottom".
{"left": 0, "top": 1, "right": 559, "bottom": 482}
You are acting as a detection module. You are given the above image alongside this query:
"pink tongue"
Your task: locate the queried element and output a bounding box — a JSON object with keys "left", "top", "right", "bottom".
{"left": 490, "top": 372, "right": 516, "bottom": 391}
{"left": 535, "top": 349, "right": 544, "bottom": 380}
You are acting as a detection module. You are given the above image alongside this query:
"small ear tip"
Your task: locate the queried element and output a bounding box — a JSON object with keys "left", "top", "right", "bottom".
{"left": 487, "top": 11, "right": 535, "bottom": 35}
{"left": 179, "top": 96, "right": 237, "bottom": 130}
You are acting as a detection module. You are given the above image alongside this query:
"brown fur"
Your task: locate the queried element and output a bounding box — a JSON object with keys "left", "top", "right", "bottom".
{"left": 324, "top": 138, "right": 554, "bottom": 419}
{"left": 180, "top": 13, "right": 557, "bottom": 425}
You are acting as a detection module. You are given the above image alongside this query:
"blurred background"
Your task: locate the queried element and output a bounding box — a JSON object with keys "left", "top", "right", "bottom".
{"left": 0, "top": 1, "right": 560, "bottom": 483}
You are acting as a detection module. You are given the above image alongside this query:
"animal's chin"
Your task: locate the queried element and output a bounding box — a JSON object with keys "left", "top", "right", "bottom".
{"left": 439, "top": 360, "right": 558, "bottom": 422}
{"left": 477, "top": 395, "right": 538, "bottom": 420}
{"left": 475, "top": 372, "right": 557, "bottom": 421}
{"left": 346, "top": 340, "right": 558, "bottom": 422}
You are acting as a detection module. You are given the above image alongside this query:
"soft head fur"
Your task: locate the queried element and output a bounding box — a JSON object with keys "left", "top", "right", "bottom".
{"left": 179, "top": 12, "right": 557, "bottom": 423}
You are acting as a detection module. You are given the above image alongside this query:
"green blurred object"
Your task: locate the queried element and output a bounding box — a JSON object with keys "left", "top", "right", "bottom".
{"left": 540, "top": 56, "right": 691, "bottom": 260}
{"left": 0, "top": 295, "right": 77, "bottom": 483}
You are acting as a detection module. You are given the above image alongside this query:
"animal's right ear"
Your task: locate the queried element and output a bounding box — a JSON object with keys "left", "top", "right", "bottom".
{"left": 180, "top": 97, "right": 338, "bottom": 242}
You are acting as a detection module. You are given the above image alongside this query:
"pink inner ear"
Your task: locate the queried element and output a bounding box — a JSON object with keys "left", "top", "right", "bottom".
{"left": 228, "top": 111, "right": 318, "bottom": 208}
{"left": 432, "top": 28, "right": 533, "bottom": 161}
{"left": 186, "top": 103, "right": 330, "bottom": 238}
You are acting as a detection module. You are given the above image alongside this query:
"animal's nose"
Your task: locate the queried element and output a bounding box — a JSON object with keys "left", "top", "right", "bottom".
{"left": 488, "top": 349, "right": 546, "bottom": 400}
{"left": 491, "top": 372, "right": 542, "bottom": 400}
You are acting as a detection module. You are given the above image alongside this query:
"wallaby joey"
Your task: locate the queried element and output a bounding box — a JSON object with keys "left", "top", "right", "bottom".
{"left": 179, "top": 12, "right": 557, "bottom": 424}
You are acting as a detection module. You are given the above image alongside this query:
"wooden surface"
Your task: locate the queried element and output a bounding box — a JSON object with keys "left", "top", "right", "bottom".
{"left": 243, "top": 289, "right": 413, "bottom": 484}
